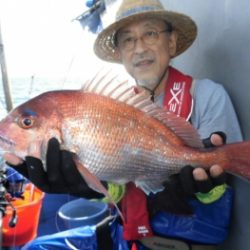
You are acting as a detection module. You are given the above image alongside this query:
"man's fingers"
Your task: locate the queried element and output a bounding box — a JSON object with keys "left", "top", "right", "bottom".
{"left": 210, "top": 165, "right": 227, "bottom": 186}
{"left": 46, "top": 138, "right": 62, "bottom": 183}
{"left": 179, "top": 165, "right": 196, "bottom": 195}
{"left": 209, "top": 164, "right": 224, "bottom": 177}
{"left": 210, "top": 134, "right": 224, "bottom": 146}
{"left": 192, "top": 168, "right": 208, "bottom": 181}
{"left": 25, "top": 156, "right": 50, "bottom": 192}
{"left": 202, "top": 131, "right": 227, "bottom": 148}
{"left": 3, "top": 153, "right": 24, "bottom": 165}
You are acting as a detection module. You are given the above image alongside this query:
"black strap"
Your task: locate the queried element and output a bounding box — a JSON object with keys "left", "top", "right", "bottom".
{"left": 136, "top": 68, "right": 166, "bottom": 102}
{"left": 140, "top": 236, "right": 218, "bottom": 250}
{"left": 140, "top": 236, "right": 191, "bottom": 250}
{"left": 96, "top": 218, "right": 113, "bottom": 250}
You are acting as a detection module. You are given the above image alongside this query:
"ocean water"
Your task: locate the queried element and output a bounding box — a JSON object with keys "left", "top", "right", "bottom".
{"left": 0, "top": 64, "right": 132, "bottom": 118}
{"left": 0, "top": 76, "right": 85, "bottom": 118}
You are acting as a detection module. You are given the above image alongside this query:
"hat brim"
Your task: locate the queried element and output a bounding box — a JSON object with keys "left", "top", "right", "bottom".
{"left": 94, "top": 10, "right": 197, "bottom": 63}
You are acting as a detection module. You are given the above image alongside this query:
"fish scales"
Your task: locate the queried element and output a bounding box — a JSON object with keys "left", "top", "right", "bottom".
{"left": 0, "top": 79, "right": 250, "bottom": 195}
{"left": 72, "top": 95, "right": 179, "bottom": 182}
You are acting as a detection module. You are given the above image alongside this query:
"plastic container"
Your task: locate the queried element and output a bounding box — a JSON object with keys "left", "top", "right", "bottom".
{"left": 2, "top": 184, "right": 45, "bottom": 247}
{"left": 57, "top": 198, "right": 109, "bottom": 231}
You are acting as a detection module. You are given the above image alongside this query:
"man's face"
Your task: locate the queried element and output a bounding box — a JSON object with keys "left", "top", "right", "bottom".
{"left": 116, "top": 18, "right": 177, "bottom": 89}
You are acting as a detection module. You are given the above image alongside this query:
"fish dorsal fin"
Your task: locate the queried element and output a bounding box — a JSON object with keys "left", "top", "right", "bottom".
{"left": 83, "top": 69, "right": 133, "bottom": 100}
{"left": 83, "top": 70, "right": 203, "bottom": 148}
{"left": 132, "top": 96, "right": 203, "bottom": 148}
{"left": 83, "top": 70, "right": 157, "bottom": 107}
{"left": 154, "top": 110, "right": 204, "bottom": 148}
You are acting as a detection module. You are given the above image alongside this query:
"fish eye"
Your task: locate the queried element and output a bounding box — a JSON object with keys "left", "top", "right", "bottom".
{"left": 19, "top": 116, "right": 35, "bottom": 129}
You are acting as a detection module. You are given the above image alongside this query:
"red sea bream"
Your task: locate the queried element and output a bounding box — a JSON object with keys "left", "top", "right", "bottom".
{"left": 0, "top": 74, "right": 250, "bottom": 198}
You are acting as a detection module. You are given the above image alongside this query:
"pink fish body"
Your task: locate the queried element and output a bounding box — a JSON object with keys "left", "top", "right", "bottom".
{"left": 0, "top": 75, "right": 250, "bottom": 194}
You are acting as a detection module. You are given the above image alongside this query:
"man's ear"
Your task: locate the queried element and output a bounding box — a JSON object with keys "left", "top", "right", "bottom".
{"left": 168, "top": 31, "right": 178, "bottom": 57}
{"left": 114, "top": 49, "right": 122, "bottom": 62}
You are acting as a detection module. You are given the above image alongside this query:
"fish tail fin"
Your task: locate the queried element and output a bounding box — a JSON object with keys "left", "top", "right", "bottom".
{"left": 219, "top": 141, "right": 250, "bottom": 180}
{"left": 74, "top": 158, "right": 125, "bottom": 221}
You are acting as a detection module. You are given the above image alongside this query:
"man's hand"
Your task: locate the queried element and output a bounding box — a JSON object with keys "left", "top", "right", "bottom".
{"left": 4, "top": 138, "right": 103, "bottom": 199}
{"left": 192, "top": 132, "right": 226, "bottom": 191}
{"left": 147, "top": 132, "right": 228, "bottom": 217}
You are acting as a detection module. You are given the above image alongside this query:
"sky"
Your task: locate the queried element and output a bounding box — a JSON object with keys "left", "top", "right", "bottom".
{"left": 0, "top": 0, "right": 120, "bottom": 80}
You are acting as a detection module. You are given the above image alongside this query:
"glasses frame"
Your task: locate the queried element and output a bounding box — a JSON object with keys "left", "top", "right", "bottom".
{"left": 116, "top": 29, "right": 170, "bottom": 51}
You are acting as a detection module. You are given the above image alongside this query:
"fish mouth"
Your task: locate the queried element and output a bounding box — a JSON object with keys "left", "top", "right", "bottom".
{"left": 0, "top": 134, "right": 15, "bottom": 148}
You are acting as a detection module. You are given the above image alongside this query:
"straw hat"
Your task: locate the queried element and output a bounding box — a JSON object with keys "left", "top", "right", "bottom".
{"left": 94, "top": 0, "right": 197, "bottom": 63}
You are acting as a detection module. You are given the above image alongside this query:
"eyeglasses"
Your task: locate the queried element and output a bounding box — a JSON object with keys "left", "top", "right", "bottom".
{"left": 117, "top": 29, "right": 170, "bottom": 51}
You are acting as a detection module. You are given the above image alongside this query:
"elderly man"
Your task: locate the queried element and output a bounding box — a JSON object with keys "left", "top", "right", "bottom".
{"left": 5, "top": 0, "right": 242, "bottom": 249}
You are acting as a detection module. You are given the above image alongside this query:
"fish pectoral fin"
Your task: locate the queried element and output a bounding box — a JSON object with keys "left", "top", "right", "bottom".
{"left": 73, "top": 158, "right": 124, "bottom": 221}
{"left": 73, "top": 159, "right": 109, "bottom": 195}
{"left": 135, "top": 180, "right": 165, "bottom": 195}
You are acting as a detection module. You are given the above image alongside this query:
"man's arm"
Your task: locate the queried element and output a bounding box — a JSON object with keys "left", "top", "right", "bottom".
{"left": 191, "top": 79, "right": 242, "bottom": 143}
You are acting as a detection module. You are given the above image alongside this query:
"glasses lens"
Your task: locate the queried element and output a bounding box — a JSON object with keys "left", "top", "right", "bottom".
{"left": 143, "top": 31, "right": 159, "bottom": 45}
{"left": 117, "top": 36, "right": 134, "bottom": 50}
{"left": 117, "top": 30, "right": 167, "bottom": 50}
{"left": 124, "top": 38, "right": 134, "bottom": 50}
